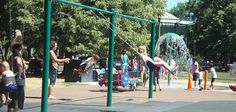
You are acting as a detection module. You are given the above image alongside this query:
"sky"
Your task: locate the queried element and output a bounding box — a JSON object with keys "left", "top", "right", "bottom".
{"left": 166, "top": 0, "right": 189, "bottom": 10}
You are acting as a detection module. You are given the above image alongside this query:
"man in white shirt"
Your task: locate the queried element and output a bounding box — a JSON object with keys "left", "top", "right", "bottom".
{"left": 192, "top": 58, "right": 199, "bottom": 87}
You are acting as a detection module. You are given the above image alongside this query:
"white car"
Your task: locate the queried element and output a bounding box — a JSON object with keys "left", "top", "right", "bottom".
{"left": 227, "top": 64, "right": 236, "bottom": 75}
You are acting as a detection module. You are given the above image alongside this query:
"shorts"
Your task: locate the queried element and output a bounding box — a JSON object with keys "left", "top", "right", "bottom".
{"left": 211, "top": 78, "right": 216, "bottom": 83}
{"left": 193, "top": 73, "right": 199, "bottom": 81}
{"left": 50, "top": 67, "right": 58, "bottom": 86}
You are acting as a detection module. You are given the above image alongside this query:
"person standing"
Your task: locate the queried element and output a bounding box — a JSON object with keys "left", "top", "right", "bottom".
{"left": 48, "top": 41, "right": 70, "bottom": 99}
{"left": 153, "top": 55, "right": 163, "bottom": 91}
{"left": 209, "top": 63, "right": 217, "bottom": 90}
{"left": 131, "top": 55, "right": 138, "bottom": 72}
{"left": 121, "top": 49, "right": 129, "bottom": 72}
{"left": 8, "top": 44, "right": 28, "bottom": 112}
{"left": 192, "top": 58, "right": 199, "bottom": 87}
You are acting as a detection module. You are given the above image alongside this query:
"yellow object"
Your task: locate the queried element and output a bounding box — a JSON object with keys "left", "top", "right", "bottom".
{"left": 204, "top": 70, "right": 208, "bottom": 90}
{"left": 141, "top": 72, "right": 144, "bottom": 81}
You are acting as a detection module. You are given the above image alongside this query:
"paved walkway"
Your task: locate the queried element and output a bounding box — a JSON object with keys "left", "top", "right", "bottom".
{"left": 1, "top": 79, "right": 236, "bottom": 112}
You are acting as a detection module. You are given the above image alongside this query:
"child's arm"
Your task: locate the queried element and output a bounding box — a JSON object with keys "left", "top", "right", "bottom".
{"left": 80, "top": 57, "right": 92, "bottom": 65}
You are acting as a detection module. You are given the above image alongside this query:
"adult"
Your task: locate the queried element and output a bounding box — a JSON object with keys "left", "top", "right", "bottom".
{"left": 192, "top": 58, "right": 199, "bottom": 87}
{"left": 121, "top": 49, "right": 129, "bottom": 72}
{"left": 48, "top": 41, "right": 70, "bottom": 99}
{"left": 8, "top": 44, "right": 28, "bottom": 112}
{"left": 187, "top": 55, "right": 193, "bottom": 73}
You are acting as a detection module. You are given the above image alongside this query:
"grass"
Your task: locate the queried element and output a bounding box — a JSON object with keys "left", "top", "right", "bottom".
{"left": 178, "top": 71, "right": 236, "bottom": 83}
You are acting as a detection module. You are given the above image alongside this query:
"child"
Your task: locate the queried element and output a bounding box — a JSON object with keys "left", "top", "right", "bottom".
{"left": 170, "top": 59, "right": 179, "bottom": 80}
{"left": 138, "top": 46, "right": 176, "bottom": 74}
{"left": 209, "top": 63, "right": 217, "bottom": 90}
{"left": 0, "top": 61, "right": 16, "bottom": 105}
{"left": 198, "top": 69, "right": 204, "bottom": 91}
{"left": 131, "top": 55, "right": 138, "bottom": 72}
{"left": 73, "top": 54, "right": 100, "bottom": 76}
{"left": 121, "top": 49, "right": 129, "bottom": 72}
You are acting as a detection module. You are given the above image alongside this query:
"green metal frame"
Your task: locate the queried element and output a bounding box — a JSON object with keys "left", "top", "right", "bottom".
{"left": 42, "top": 0, "right": 157, "bottom": 111}
{"left": 42, "top": 0, "right": 51, "bottom": 112}
{"left": 149, "top": 19, "right": 156, "bottom": 98}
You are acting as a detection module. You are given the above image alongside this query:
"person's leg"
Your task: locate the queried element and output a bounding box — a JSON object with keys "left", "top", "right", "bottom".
{"left": 194, "top": 81, "right": 197, "bottom": 87}
{"left": 8, "top": 91, "right": 18, "bottom": 112}
{"left": 193, "top": 73, "right": 197, "bottom": 87}
{"left": 17, "top": 86, "right": 25, "bottom": 110}
{"left": 153, "top": 76, "right": 157, "bottom": 91}
{"left": 211, "top": 78, "right": 215, "bottom": 90}
{"left": 0, "top": 93, "right": 3, "bottom": 108}
{"left": 4, "top": 92, "right": 12, "bottom": 104}
{"left": 143, "top": 73, "right": 146, "bottom": 87}
{"left": 157, "top": 74, "right": 161, "bottom": 91}
{"left": 48, "top": 68, "right": 57, "bottom": 99}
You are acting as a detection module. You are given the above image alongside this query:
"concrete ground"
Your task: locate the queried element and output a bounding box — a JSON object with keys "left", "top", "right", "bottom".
{"left": 0, "top": 78, "right": 236, "bottom": 112}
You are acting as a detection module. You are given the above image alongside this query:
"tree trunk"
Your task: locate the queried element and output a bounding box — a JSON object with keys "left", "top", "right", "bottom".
{"left": 0, "top": 45, "right": 5, "bottom": 61}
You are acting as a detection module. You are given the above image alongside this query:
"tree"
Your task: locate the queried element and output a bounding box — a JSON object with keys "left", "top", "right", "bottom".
{"left": 169, "top": 2, "right": 189, "bottom": 20}
{"left": 0, "top": 0, "right": 167, "bottom": 59}
{"left": 187, "top": 0, "right": 236, "bottom": 64}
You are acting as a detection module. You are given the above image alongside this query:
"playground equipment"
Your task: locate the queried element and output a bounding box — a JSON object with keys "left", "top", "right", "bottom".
{"left": 98, "top": 70, "right": 142, "bottom": 91}
{"left": 42, "top": 0, "right": 157, "bottom": 111}
{"left": 155, "top": 33, "right": 189, "bottom": 85}
{"left": 155, "top": 33, "right": 189, "bottom": 65}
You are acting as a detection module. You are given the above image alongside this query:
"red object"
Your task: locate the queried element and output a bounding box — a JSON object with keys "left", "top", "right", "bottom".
{"left": 229, "top": 85, "right": 236, "bottom": 92}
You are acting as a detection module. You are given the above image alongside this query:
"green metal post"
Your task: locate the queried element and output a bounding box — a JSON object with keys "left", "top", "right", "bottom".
{"left": 149, "top": 19, "right": 156, "bottom": 98}
{"left": 41, "top": 0, "right": 51, "bottom": 112}
{"left": 156, "top": 18, "right": 161, "bottom": 42}
{"left": 107, "top": 9, "right": 116, "bottom": 107}
{"left": 168, "top": 38, "right": 172, "bottom": 86}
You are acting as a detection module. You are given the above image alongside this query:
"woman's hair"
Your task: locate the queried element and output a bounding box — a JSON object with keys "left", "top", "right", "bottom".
{"left": 12, "top": 44, "right": 23, "bottom": 52}
{"left": 50, "top": 40, "right": 57, "bottom": 50}
{"left": 92, "top": 54, "right": 100, "bottom": 61}
{"left": 138, "top": 46, "right": 147, "bottom": 55}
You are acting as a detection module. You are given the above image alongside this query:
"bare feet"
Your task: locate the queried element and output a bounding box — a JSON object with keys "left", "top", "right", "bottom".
{"left": 48, "top": 95, "right": 57, "bottom": 100}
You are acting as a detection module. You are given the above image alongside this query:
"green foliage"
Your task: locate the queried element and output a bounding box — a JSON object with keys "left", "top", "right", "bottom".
{"left": 169, "top": 2, "right": 189, "bottom": 20}
{"left": 0, "top": 0, "right": 167, "bottom": 58}
{"left": 188, "top": 0, "right": 236, "bottom": 63}
{"left": 170, "top": 0, "right": 236, "bottom": 64}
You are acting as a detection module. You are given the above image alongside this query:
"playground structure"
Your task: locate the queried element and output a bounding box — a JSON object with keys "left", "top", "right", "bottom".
{"left": 98, "top": 68, "right": 142, "bottom": 91}
{"left": 42, "top": 0, "right": 158, "bottom": 112}
{"left": 155, "top": 33, "right": 189, "bottom": 85}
